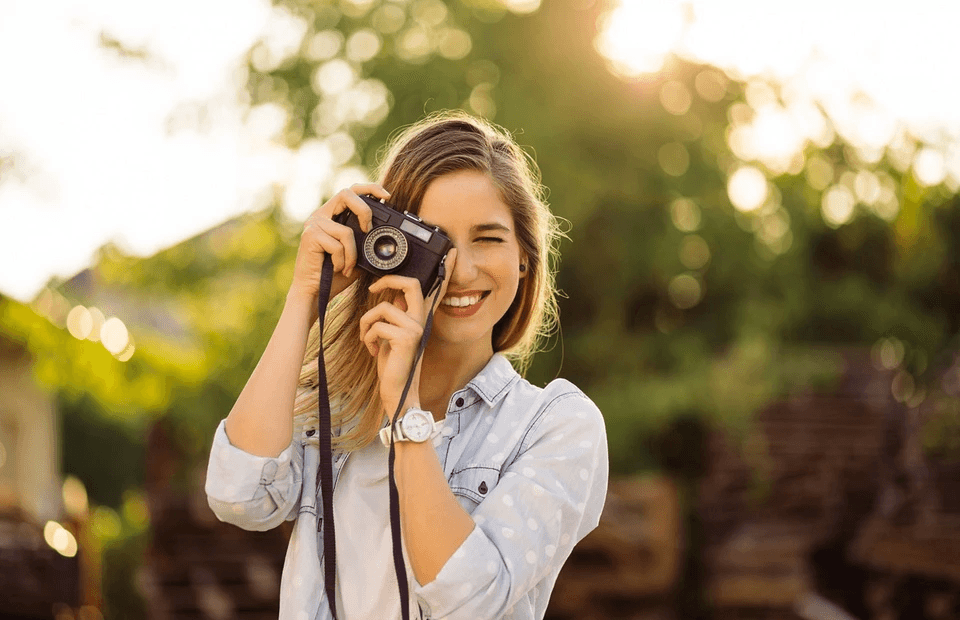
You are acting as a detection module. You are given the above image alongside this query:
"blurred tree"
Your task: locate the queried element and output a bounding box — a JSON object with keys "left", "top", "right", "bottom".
{"left": 10, "top": 0, "right": 958, "bottom": 499}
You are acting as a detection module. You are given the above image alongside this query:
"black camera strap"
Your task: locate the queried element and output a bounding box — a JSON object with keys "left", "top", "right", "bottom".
{"left": 317, "top": 258, "right": 446, "bottom": 620}
{"left": 316, "top": 260, "right": 338, "bottom": 620}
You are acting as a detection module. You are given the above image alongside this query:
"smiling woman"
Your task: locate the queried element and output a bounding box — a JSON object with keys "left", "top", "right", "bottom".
{"left": 205, "top": 111, "right": 609, "bottom": 620}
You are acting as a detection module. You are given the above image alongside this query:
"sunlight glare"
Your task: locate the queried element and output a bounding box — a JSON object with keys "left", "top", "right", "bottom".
{"left": 596, "top": 0, "right": 687, "bottom": 77}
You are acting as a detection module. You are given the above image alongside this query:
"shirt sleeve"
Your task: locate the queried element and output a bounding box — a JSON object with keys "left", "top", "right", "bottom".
{"left": 414, "top": 387, "right": 609, "bottom": 620}
{"left": 204, "top": 418, "right": 304, "bottom": 531}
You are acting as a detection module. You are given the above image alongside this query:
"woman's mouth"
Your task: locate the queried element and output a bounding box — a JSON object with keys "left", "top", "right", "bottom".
{"left": 439, "top": 291, "right": 490, "bottom": 316}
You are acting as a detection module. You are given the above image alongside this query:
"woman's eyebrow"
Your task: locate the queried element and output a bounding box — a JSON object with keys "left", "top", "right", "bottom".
{"left": 470, "top": 223, "right": 512, "bottom": 234}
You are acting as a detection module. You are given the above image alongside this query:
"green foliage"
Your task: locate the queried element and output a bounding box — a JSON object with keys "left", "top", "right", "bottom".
{"left": 7, "top": 0, "right": 960, "bottom": 521}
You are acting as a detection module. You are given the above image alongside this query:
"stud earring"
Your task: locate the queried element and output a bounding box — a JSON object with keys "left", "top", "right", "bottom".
{"left": 519, "top": 264, "right": 526, "bottom": 272}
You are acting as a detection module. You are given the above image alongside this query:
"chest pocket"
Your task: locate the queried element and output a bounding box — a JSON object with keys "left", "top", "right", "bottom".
{"left": 448, "top": 466, "right": 500, "bottom": 512}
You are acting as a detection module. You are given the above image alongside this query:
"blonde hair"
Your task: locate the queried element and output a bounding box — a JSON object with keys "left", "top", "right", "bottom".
{"left": 294, "top": 111, "right": 562, "bottom": 451}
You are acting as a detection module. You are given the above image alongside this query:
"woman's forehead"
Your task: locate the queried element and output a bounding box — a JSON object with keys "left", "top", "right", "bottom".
{"left": 418, "top": 170, "right": 514, "bottom": 229}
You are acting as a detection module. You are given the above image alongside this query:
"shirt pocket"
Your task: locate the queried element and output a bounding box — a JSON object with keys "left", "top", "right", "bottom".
{"left": 448, "top": 465, "right": 500, "bottom": 512}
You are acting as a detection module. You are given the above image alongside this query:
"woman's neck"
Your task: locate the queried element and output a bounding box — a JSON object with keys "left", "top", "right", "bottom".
{"left": 418, "top": 341, "right": 494, "bottom": 417}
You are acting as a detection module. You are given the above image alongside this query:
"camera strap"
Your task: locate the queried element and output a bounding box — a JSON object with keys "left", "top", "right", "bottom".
{"left": 317, "top": 257, "right": 447, "bottom": 620}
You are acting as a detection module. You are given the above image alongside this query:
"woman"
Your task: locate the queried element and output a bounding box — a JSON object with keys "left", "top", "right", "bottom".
{"left": 206, "top": 111, "right": 608, "bottom": 620}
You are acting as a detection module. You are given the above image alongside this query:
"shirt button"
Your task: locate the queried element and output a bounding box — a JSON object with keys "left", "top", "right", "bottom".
{"left": 456, "top": 397, "right": 465, "bottom": 407}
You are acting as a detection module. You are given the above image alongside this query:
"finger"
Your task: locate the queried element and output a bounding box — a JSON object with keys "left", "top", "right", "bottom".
{"left": 322, "top": 187, "right": 379, "bottom": 233}
{"left": 351, "top": 182, "right": 391, "bottom": 203}
{"left": 368, "top": 275, "right": 425, "bottom": 322}
{"left": 303, "top": 227, "right": 346, "bottom": 274}
{"left": 359, "top": 301, "right": 424, "bottom": 339}
{"left": 362, "top": 321, "right": 420, "bottom": 352}
{"left": 320, "top": 221, "right": 358, "bottom": 278}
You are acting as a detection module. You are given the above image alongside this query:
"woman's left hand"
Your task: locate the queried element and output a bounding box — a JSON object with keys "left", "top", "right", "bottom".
{"left": 359, "top": 249, "right": 457, "bottom": 416}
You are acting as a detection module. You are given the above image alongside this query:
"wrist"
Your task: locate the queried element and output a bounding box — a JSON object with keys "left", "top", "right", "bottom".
{"left": 285, "top": 286, "right": 319, "bottom": 326}
{"left": 384, "top": 395, "right": 420, "bottom": 419}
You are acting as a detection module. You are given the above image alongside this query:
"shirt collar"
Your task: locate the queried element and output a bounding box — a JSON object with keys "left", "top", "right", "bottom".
{"left": 464, "top": 353, "right": 520, "bottom": 407}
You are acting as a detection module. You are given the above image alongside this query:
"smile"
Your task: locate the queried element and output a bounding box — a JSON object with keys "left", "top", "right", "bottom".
{"left": 440, "top": 291, "right": 489, "bottom": 308}
{"left": 440, "top": 293, "right": 486, "bottom": 308}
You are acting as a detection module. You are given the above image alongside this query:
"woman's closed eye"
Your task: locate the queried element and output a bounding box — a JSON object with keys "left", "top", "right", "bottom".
{"left": 476, "top": 236, "right": 506, "bottom": 243}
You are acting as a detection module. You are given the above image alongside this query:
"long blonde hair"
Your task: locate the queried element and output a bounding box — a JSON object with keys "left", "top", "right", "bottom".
{"left": 294, "top": 111, "right": 562, "bottom": 451}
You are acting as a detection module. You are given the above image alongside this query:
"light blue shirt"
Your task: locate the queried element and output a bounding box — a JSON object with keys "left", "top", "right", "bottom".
{"left": 205, "top": 353, "right": 609, "bottom": 620}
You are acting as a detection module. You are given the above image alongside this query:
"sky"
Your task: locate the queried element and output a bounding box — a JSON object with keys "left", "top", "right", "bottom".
{"left": 2, "top": 0, "right": 960, "bottom": 302}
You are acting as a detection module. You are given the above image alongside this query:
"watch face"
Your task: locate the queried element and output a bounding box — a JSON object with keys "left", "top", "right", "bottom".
{"left": 401, "top": 410, "right": 433, "bottom": 442}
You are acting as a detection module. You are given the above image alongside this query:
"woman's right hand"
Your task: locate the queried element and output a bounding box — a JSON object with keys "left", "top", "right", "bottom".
{"left": 287, "top": 183, "right": 390, "bottom": 318}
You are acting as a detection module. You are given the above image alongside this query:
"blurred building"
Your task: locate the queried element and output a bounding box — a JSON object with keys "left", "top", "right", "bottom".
{"left": 0, "top": 314, "right": 81, "bottom": 618}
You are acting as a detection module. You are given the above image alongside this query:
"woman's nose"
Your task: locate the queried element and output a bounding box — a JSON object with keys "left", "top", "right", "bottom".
{"left": 450, "top": 246, "right": 478, "bottom": 284}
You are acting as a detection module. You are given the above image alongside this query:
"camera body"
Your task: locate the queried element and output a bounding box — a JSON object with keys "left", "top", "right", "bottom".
{"left": 334, "top": 195, "right": 452, "bottom": 297}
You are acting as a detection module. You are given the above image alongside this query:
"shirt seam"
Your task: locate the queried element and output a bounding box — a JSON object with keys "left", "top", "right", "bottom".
{"left": 517, "top": 390, "right": 585, "bottom": 454}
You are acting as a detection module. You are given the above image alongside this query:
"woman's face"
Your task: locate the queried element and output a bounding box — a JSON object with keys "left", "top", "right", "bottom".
{"left": 417, "top": 170, "right": 525, "bottom": 358}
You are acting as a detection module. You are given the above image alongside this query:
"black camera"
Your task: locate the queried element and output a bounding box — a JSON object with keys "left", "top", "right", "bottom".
{"left": 334, "top": 195, "right": 452, "bottom": 297}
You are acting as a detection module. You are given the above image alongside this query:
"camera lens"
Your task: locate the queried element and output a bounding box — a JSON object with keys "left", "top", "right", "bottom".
{"left": 363, "top": 226, "right": 408, "bottom": 271}
{"left": 374, "top": 236, "right": 398, "bottom": 261}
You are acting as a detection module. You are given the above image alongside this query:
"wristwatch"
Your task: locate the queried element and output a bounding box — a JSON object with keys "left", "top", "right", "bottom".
{"left": 379, "top": 407, "right": 444, "bottom": 446}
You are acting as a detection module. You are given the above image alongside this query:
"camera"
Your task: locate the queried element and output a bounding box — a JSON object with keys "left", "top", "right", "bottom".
{"left": 334, "top": 195, "right": 452, "bottom": 297}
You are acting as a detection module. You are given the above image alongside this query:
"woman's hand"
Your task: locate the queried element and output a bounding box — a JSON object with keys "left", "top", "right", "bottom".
{"left": 359, "top": 249, "right": 457, "bottom": 417}
{"left": 288, "top": 183, "right": 390, "bottom": 320}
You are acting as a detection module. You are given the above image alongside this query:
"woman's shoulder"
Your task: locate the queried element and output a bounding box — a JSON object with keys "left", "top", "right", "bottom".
{"left": 506, "top": 375, "right": 605, "bottom": 438}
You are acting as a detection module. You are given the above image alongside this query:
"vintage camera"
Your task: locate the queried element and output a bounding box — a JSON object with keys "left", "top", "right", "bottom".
{"left": 334, "top": 195, "right": 452, "bottom": 297}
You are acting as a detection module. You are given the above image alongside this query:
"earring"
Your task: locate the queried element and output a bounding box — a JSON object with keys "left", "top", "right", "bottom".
{"left": 519, "top": 264, "right": 526, "bottom": 272}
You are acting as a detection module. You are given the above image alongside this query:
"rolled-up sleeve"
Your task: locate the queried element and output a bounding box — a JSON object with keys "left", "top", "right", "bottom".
{"left": 205, "top": 419, "right": 303, "bottom": 531}
{"left": 414, "top": 389, "right": 609, "bottom": 619}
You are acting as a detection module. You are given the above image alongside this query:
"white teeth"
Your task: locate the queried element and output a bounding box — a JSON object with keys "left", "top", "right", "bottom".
{"left": 442, "top": 294, "right": 482, "bottom": 307}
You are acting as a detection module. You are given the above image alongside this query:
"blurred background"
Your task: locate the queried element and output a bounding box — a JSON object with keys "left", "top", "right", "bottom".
{"left": 2, "top": 0, "right": 959, "bottom": 618}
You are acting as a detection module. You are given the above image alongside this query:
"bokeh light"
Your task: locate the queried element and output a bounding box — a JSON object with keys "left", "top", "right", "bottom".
{"left": 660, "top": 80, "right": 692, "bottom": 116}
{"left": 306, "top": 30, "right": 344, "bottom": 62}
{"left": 100, "top": 317, "right": 130, "bottom": 355}
{"left": 62, "top": 475, "right": 89, "bottom": 519}
{"left": 670, "top": 198, "right": 701, "bottom": 232}
{"left": 67, "top": 305, "right": 93, "bottom": 340}
{"left": 679, "top": 235, "right": 710, "bottom": 270}
{"left": 668, "top": 273, "right": 703, "bottom": 309}
{"left": 43, "top": 521, "right": 78, "bottom": 558}
{"left": 727, "top": 166, "right": 767, "bottom": 212}
{"left": 346, "top": 29, "right": 382, "bottom": 63}
{"left": 821, "top": 185, "right": 856, "bottom": 228}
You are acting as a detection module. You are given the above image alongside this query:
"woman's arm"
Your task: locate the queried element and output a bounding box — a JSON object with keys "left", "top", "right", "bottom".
{"left": 223, "top": 292, "right": 314, "bottom": 457}
{"left": 395, "top": 439, "right": 476, "bottom": 584}
{"left": 222, "top": 184, "right": 383, "bottom": 457}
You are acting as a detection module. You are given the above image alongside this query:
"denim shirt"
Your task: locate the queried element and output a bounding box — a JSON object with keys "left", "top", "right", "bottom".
{"left": 205, "top": 354, "right": 609, "bottom": 620}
